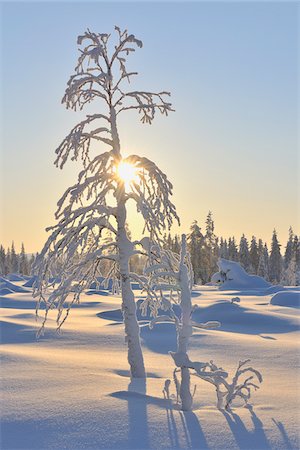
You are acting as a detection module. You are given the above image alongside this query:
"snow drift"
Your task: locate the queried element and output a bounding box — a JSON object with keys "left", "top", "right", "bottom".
{"left": 270, "top": 291, "right": 300, "bottom": 308}
{"left": 0, "top": 278, "right": 29, "bottom": 294}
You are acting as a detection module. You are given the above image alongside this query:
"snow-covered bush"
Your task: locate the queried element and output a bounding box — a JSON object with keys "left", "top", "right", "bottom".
{"left": 33, "top": 27, "right": 179, "bottom": 378}
{"left": 212, "top": 258, "right": 270, "bottom": 290}
{"left": 164, "top": 357, "right": 263, "bottom": 412}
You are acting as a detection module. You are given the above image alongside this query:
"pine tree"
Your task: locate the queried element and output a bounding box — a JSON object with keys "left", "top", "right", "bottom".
{"left": 19, "top": 243, "right": 30, "bottom": 275}
{"left": 228, "top": 237, "right": 238, "bottom": 261}
{"left": 10, "top": 242, "right": 18, "bottom": 273}
{"left": 249, "top": 236, "right": 259, "bottom": 274}
{"left": 281, "top": 256, "right": 297, "bottom": 286}
{"left": 219, "top": 238, "right": 229, "bottom": 259}
{"left": 284, "top": 227, "right": 294, "bottom": 269}
{"left": 257, "top": 239, "right": 264, "bottom": 258}
{"left": 203, "top": 211, "right": 218, "bottom": 283}
{"left": 187, "top": 221, "right": 205, "bottom": 284}
{"left": 292, "top": 235, "right": 300, "bottom": 272}
{"left": 269, "top": 230, "right": 282, "bottom": 283}
{"left": 0, "top": 245, "right": 6, "bottom": 275}
{"left": 166, "top": 233, "right": 173, "bottom": 251}
{"left": 257, "top": 243, "right": 269, "bottom": 280}
{"left": 5, "top": 248, "right": 11, "bottom": 275}
{"left": 29, "top": 254, "right": 35, "bottom": 275}
{"left": 239, "top": 235, "right": 250, "bottom": 271}
{"left": 173, "top": 234, "right": 181, "bottom": 254}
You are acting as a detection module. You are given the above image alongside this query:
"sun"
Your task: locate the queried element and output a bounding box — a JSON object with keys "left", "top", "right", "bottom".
{"left": 116, "top": 161, "right": 139, "bottom": 187}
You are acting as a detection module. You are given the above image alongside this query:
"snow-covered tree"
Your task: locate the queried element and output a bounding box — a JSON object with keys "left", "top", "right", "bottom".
{"left": 292, "top": 235, "right": 300, "bottom": 280}
{"left": 269, "top": 229, "right": 282, "bottom": 284}
{"left": 249, "top": 236, "right": 259, "bottom": 274}
{"left": 0, "top": 245, "right": 6, "bottom": 275}
{"left": 228, "top": 237, "right": 238, "bottom": 261}
{"left": 187, "top": 221, "right": 206, "bottom": 284}
{"left": 219, "top": 238, "right": 229, "bottom": 259}
{"left": 29, "top": 254, "right": 36, "bottom": 275}
{"left": 281, "top": 256, "right": 297, "bottom": 286}
{"left": 257, "top": 243, "right": 269, "bottom": 280}
{"left": 10, "top": 242, "right": 18, "bottom": 273}
{"left": 19, "top": 243, "right": 30, "bottom": 276}
{"left": 239, "top": 235, "right": 250, "bottom": 271}
{"left": 5, "top": 248, "right": 11, "bottom": 275}
{"left": 284, "top": 227, "right": 294, "bottom": 270}
{"left": 203, "top": 211, "right": 218, "bottom": 283}
{"left": 33, "top": 27, "right": 179, "bottom": 378}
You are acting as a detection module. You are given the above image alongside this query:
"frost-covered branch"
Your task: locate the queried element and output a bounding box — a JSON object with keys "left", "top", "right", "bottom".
{"left": 115, "top": 91, "right": 174, "bottom": 124}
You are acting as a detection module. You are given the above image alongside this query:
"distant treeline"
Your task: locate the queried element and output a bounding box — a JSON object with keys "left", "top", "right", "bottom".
{"left": 1, "top": 214, "right": 299, "bottom": 286}
{"left": 0, "top": 243, "right": 35, "bottom": 276}
{"left": 163, "top": 212, "right": 300, "bottom": 286}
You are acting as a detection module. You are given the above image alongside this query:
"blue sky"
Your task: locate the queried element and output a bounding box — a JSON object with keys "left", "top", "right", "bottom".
{"left": 1, "top": 1, "right": 298, "bottom": 252}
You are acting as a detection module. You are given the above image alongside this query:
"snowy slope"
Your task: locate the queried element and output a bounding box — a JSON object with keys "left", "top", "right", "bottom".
{"left": 1, "top": 285, "right": 299, "bottom": 449}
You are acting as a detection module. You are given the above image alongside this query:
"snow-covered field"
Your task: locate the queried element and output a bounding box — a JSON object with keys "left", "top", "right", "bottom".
{"left": 1, "top": 282, "right": 300, "bottom": 450}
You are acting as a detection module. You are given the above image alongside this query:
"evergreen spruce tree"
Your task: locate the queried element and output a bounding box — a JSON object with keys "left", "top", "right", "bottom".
{"left": 187, "top": 220, "right": 205, "bottom": 284}
{"left": 29, "top": 254, "right": 36, "bottom": 275}
{"left": 239, "top": 234, "right": 250, "bottom": 271}
{"left": 173, "top": 234, "right": 181, "bottom": 254}
{"left": 10, "top": 242, "right": 19, "bottom": 274}
{"left": 281, "top": 256, "right": 297, "bottom": 286}
{"left": 19, "top": 243, "right": 30, "bottom": 276}
{"left": 249, "top": 236, "right": 259, "bottom": 274}
{"left": 203, "top": 211, "right": 218, "bottom": 283}
{"left": 257, "top": 239, "right": 264, "bottom": 259}
{"left": 0, "top": 245, "right": 6, "bottom": 275}
{"left": 219, "top": 238, "right": 229, "bottom": 259}
{"left": 5, "top": 248, "right": 11, "bottom": 275}
{"left": 257, "top": 243, "right": 269, "bottom": 280}
{"left": 166, "top": 233, "right": 173, "bottom": 251}
{"left": 269, "top": 229, "right": 282, "bottom": 283}
{"left": 263, "top": 243, "right": 270, "bottom": 280}
{"left": 228, "top": 237, "right": 238, "bottom": 261}
{"left": 284, "top": 227, "right": 294, "bottom": 269}
{"left": 292, "top": 235, "right": 300, "bottom": 273}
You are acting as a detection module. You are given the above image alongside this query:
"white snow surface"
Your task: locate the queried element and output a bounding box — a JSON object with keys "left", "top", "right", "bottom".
{"left": 1, "top": 280, "right": 300, "bottom": 449}
{"left": 270, "top": 291, "right": 300, "bottom": 308}
{"left": 212, "top": 259, "right": 271, "bottom": 290}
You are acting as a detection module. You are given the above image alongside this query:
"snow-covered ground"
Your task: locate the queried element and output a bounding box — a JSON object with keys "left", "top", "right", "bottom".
{"left": 1, "top": 282, "right": 300, "bottom": 449}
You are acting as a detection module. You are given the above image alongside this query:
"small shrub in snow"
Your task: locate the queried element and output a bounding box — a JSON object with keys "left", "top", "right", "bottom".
{"left": 164, "top": 358, "right": 263, "bottom": 412}
{"left": 142, "top": 237, "right": 263, "bottom": 410}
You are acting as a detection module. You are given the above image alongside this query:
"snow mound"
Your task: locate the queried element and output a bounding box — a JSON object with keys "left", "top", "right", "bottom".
{"left": 6, "top": 273, "right": 25, "bottom": 282}
{"left": 0, "top": 279, "right": 29, "bottom": 293}
{"left": 270, "top": 291, "right": 300, "bottom": 309}
{"left": 264, "top": 285, "right": 285, "bottom": 294}
{"left": 191, "top": 301, "right": 299, "bottom": 334}
{"left": 86, "top": 289, "right": 110, "bottom": 296}
{"left": 211, "top": 258, "right": 270, "bottom": 290}
{"left": 0, "top": 287, "right": 14, "bottom": 296}
{"left": 23, "top": 276, "right": 38, "bottom": 287}
{"left": 98, "top": 299, "right": 180, "bottom": 324}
